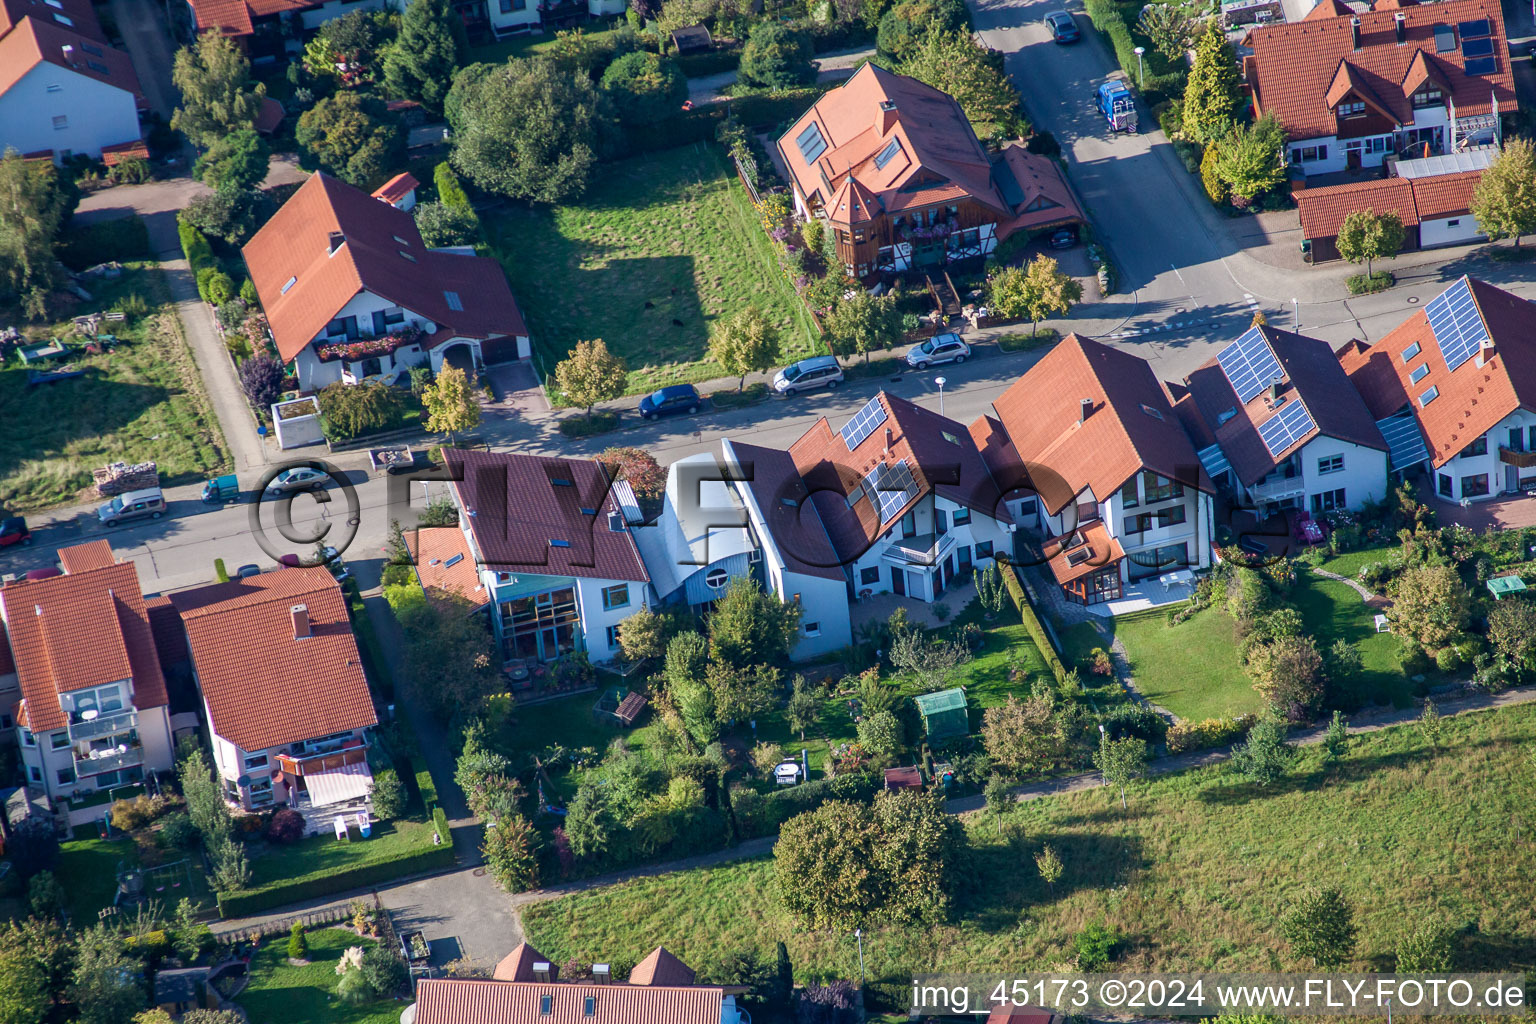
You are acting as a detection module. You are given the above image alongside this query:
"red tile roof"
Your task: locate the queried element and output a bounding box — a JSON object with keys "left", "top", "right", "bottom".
{"left": 1407, "top": 169, "right": 1481, "bottom": 219}
{"left": 243, "top": 172, "right": 528, "bottom": 364}
{"left": 254, "top": 96, "right": 285, "bottom": 135}
{"left": 0, "top": 14, "right": 141, "bottom": 102}
{"left": 1345, "top": 276, "right": 1536, "bottom": 468}
{"left": 0, "top": 547, "right": 168, "bottom": 733}
{"left": 405, "top": 527, "right": 489, "bottom": 609}
{"left": 0, "top": 0, "right": 103, "bottom": 40}
{"left": 58, "top": 539, "right": 114, "bottom": 574}
{"left": 185, "top": 0, "right": 314, "bottom": 36}
{"left": 1246, "top": 0, "right": 1515, "bottom": 142}
{"left": 994, "top": 144, "right": 1084, "bottom": 235}
{"left": 992, "top": 335, "right": 1211, "bottom": 516}
{"left": 1179, "top": 325, "right": 1387, "bottom": 486}
{"left": 1297, "top": 169, "right": 1484, "bottom": 239}
{"left": 100, "top": 140, "right": 149, "bottom": 166}
{"left": 787, "top": 391, "right": 1007, "bottom": 565}
{"left": 167, "top": 568, "right": 376, "bottom": 752}
{"left": 629, "top": 947, "right": 695, "bottom": 987}
{"left": 721, "top": 440, "right": 845, "bottom": 581}
{"left": 779, "top": 63, "right": 1009, "bottom": 227}
{"left": 371, "top": 172, "right": 419, "bottom": 205}
{"left": 1043, "top": 520, "right": 1125, "bottom": 586}
{"left": 413, "top": 978, "right": 727, "bottom": 1024}
{"left": 493, "top": 943, "right": 551, "bottom": 982}
{"left": 446, "top": 449, "right": 650, "bottom": 584}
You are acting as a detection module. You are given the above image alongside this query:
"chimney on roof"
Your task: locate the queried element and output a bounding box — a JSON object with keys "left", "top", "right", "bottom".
{"left": 1350, "top": 15, "right": 1361, "bottom": 50}
{"left": 291, "top": 604, "right": 311, "bottom": 640}
{"left": 876, "top": 99, "right": 898, "bottom": 136}
{"left": 61, "top": 44, "right": 73, "bottom": 61}
{"left": 1079, "top": 398, "right": 1092, "bottom": 424}
{"left": 592, "top": 964, "right": 612, "bottom": 984}
{"left": 1476, "top": 338, "right": 1495, "bottom": 368}
{"left": 1270, "top": 379, "right": 1284, "bottom": 402}
{"left": 532, "top": 962, "right": 554, "bottom": 983}
{"left": 1394, "top": 12, "right": 1406, "bottom": 44}
{"left": 883, "top": 426, "right": 893, "bottom": 455}
{"left": 328, "top": 231, "right": 346, "bottom": 255}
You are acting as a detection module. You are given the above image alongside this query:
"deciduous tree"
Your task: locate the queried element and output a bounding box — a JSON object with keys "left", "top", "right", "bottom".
{"left": 1335, "top": 208, "right": 1406, "bottom": 277}
{"left": 1387, "top": 563, "right": 1471, "bottom": 650}
{"left": 482, "top": 813, "right": 540, "bottom": 892}
{"left": 172, "top": 31, "right": 266, "bottom": 150}
{"left": 708, "top": 576, "right": 801, "bottom": 666}
{"left": 295, "top": 92, "right": 403, "bottom": 188}
{"left": 1487, "top": 596, "right": 1536, "bottom": 673}
{"left": 822, "top": 292, "right": 903, "bottom": 363}
{"left": 1138, "top": 4, "right": 1197, "bottom": 60}
{"left": 601, "top": 51, "right": 688, "bottom": 125}
{"left": 555, "top": 338, "right": 628, "bottom": 421}
{"left": 598, "top": 445, "right": 666, "bottom": 504}
{"left": 1212, "top": 114, "right": 1287, "bottom": 207}
{"left": 70, "top": 925, "right": 144, "bottom": 1024}
{"left": 413, "top": 201, "right": 479, "bottom": 248}
{"left": 618, "top": 607, "right": 672, "bottom": 662}
{"left": 708, "top": 306, "right": 781, "bottom": 391}
{"left": 786, "top": 675, "right": 820, "bottom": 740}
{"left": 1248, "top": 633, "right": 1324, "bottom": 721}
{"left": 421, "top": 363, "right": 482, "bottom": 442}
{"left": 1092, "top": 733, "right": 1148, "bottom": 811}
{"left": 738, "top": 21, "right": 814, "bottom": 89}
{"left": 395, "top": 594, "right": 494, "bottom": 721}
{"left": 193, "top": 128, "right": 270, "bottom": 191}
{"left": 982, "top": 692, "right": 1070, "bottom": 778}
{"left": 0, "top": 150, "right": 67, "bottom": 319}
{"left": 1034, "top": 843, "right": 1063, "bottom": 896}
{"left": 1182, "top": 19, "right": 1242, "bottom": 145}
{"left": 899, "top": 31, "right": 1024, "bottom": 140}
{"left": 384, "top": 0, "right": 466, "bottom": 110}
{"left": 317, "top": 380, "right": 402, "bottom": 439}
{"left": 1470, "top": 136, "right": 1536, "bottom": 248}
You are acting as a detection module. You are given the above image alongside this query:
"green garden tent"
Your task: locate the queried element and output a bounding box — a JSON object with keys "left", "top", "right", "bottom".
{"left": 913, "top": 687, "right": 969, "bottom": 741}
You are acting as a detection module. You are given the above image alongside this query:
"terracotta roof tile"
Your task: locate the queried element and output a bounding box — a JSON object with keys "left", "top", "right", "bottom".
{"left": 0, "top": 0, "right": 104, "bottom": 39}
{"left": 992, "top": 335, "right": 1211, "bottom": 515}
{"left": 58, "top": 539, "right": 114, "bottom": 574}
{"left": 254, "top": 96, "right": 285, "bottom": 135}
{"left": 0, "top": 548, "right": 167, "bottom": 733}
{"left": 1247, "top": 0, "right": 1515, "bottom": 142}
{"left": 629, "top": 947, "right": 695, "bottom": 986}
{"left": 1043, "top": 521, "right": 1125, "bottom": 586}
{"left": 100, "top": 140, "right": 149, "bottom": 166}
{"left": 371, "top": 172, "right": 419, "bottom": 205}
{"left": 1296, "top": 177, "right": 1418, "bottom": 239}
{"left": 243, "top": 172, "right": 527, "bottom": 364}
{"left": 0, "top": 15, "right": 141, "bottom": 102}
{"left": 412, "top": 979, "right": 725, "bottom": 1024}
{"left": 493, "top": 943, "right": 550, "bottom": 982}
{"left": 405, "top": 527, "right": 489, "bottom": 609}
{"left": 447, "top": 449, "right": 649, "bottom": 584}
{"left": 1408, "top": 168, "right": 1481, "bottom": 218}
{"left": 995, "top": 144, "right": 1085, "bottom": 236}
{"left": 168, "top": 568, "right": 375, "bottom": 752}
{"left": 185, "top": 0, "right": 314, "bottom": 35}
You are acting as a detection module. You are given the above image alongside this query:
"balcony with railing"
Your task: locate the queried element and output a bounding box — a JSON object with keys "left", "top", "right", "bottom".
{"left": 1499, "top": 446, "right": 1536, "bottom": 469}
{"left": 75, "top": 743, "right": 144, "bottom": 777}
{"left": 884, "top": 532, "right": 957, "bottom": 567}
{"left": 1249, "top": 474, "right": 1306, "bottom": 504}
{"left": 276, "top": 741, "right": 368, "bottom": 778}
{"left": 67, "top": 708, "right": 138, "bottom": 743}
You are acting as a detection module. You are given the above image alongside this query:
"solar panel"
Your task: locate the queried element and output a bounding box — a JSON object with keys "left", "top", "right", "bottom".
{"left": 839, "top": 396, "right": 888, "bottom": 450}
{"left": 1465, "top": 56, "right": 1499, "bottom": 75}
{"left": 1462, "top": 37, "right": 1494, "bottom": 57}
{"left": 795, "top": 122, "right": 827, "bottom": 163}
{"left": 1377, "top": 412, "right": 1430, "bottom": 471}
{"left": 1216, "top": 327, "right": 1284, "bottom": 402}
{"left": 873, "top": 139, "right": 901, "bottom": 170}
{"left": 864, "top": 460, "right": 919, "bottom": 524}
{"left": 1257, "top": 400, "right": 1316, "bottom": 457}
{"left": 1423, "top": 278, "right": 1490, "bottom": 371}
{"left": 1458, "top": 18, "right": 1491, "bottom": 39}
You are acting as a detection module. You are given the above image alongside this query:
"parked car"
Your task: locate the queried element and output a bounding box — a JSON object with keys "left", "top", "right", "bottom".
{"left": 98, "top": 487, "right": 165, "bottom": 527}
{"left": 773, "top": 355, "right": 845, "bottom": 395}
{"left": 905, "top": 333, "right": 971, "bottom": 369}
{"left": 638, "top": 384, "right": 701, "bottom": 420}
{"left": 265, "top": 466, "right": 329, "bottom": 496}
{"left": 200, "top": 474, "right": 240, "bottom": 503}
{"left": 235, "top": 564, "right": 262, "bottom": 579}
{"left": 277, "top": 553, "right": 302, "bottom": 568}
{"left": 319, "top": 545, "right": 351, "bottom": 584}
{"left": 0, "top": 517, "right": 30, "bottom": 548}
{"left": 1045, "top": 10, "right": 1080, "bottom": 42}
{"left": 23, "top": 567, "right": 61, "bottom": 580}
{"left": 1049, "top": 227, "right": 1079, "bottom": 249}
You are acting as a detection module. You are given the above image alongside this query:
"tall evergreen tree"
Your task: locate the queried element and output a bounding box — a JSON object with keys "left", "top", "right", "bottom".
{"left": 172, "top": 31, "right": 266, "bottom": 150}
{"left": 384, "top": 0, "right": 467, "bottom": 111}
{"left": 1182, "top": 19, "right": 1242, "bottom": 145}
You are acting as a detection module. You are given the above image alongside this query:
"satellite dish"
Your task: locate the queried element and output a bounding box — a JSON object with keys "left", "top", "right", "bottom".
{"left": 423, "top": 322, "right": 438, "bottom": 335}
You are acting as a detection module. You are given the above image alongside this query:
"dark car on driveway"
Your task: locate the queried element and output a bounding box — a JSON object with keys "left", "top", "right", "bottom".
{"left": 639, "top": 384, "right": 702, "bottom": 420}
{"left": 1045, "top": 10, "right": 1080, "bottom": 42}
{"left": 1049, "top": 226, "right": 1079, "bottom": 249}
{"left": 0, "top": 517, "right": 30, "bottom": 548}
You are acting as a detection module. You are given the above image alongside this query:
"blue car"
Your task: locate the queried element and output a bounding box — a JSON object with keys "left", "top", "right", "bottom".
{"left": 639, "top": 384, "right": 702, "bottom": 420}
{"left": 1045, "top": 10, "right": 1080, "bottom": 43}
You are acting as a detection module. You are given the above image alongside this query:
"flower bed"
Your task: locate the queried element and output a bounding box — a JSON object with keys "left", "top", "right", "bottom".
{"left": 314, "top": 326, "right": 424, "bottom": 364}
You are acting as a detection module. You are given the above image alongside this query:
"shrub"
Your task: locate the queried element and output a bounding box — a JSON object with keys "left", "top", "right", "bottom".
{"left": 372, "top": 767, "right": 405, "bottom": 819}
{"left": 157, "top": 811, "right": 199, "bottom": 850}
{"left": 1073, "top": 921, "right": 1119, "bottom": 970}
{"left": 361, "top": 945, "right": 409, "bottom": 996}
{"left": 288, "top": 923, "right": 308, "bottom": 960}
{"left": 109, "top": 156, "right": 153, "bottom": 184}
{"left": 1099, "top": 703, "right": 1168, "bottom": 745}
{"left": 266, "top": 808, "right": 306, "bottom": 844}
{"left": 1088, "top": 647, "right": 1113, "bottom": 676}
{"left": 1357, "top": 561, "right": 1395, "bottom": 592}
{"left": 1166, "top": 714, "right": 1256, "bottom": 754}
{"left": 1434, "top": 645, "right": 1463, "bottom": 672}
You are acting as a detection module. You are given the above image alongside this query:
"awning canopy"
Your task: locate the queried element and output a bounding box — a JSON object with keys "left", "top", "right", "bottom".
{"left": 305, "top": 761, "right": 373, "bottom": 807}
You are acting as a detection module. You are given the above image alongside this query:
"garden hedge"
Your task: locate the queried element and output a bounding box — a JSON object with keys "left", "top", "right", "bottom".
{"left": 1081, "top": 0, "right": 1186, "bottom": 106}
{"left": 622, "top": 87, "right": 825, "bottom": 158}
{"left": 1002, "top": 564, "right": 1070, "bottom": 685}
{"left": 215, "top": 838, "right": 454, "bottom": 917}
{"left": 433, "top": 806, "right": 452, "bottom": 846}
{"left": 416, "top": 766, "right": 439, "bottom": 813}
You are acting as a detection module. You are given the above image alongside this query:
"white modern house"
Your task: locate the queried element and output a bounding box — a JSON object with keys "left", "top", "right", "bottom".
{"left": 2, "top": 542, "right": 175, "bottom": 801}
{"left": 1173, "top": 324, "right": 1390, "bottom": 516}
{"left": 244, "top": 171, "right": 531, "bottom": 392}
{"left": 633, "top": 453, "right": 759, "bottom": 614}
{"left": 0, "top": 7, "right": 142, "bottom": 163}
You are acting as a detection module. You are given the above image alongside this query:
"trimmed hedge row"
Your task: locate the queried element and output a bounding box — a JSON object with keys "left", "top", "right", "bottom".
{"left": 1081, "top": 0, "right": 1186, "bottom": 106}
{"left": 215, "top": 836, "right": 455, "bottom": 917}
{"left": 433, "top": 806, "right": 452, "bottom": 846}
{"left": 1002, "top": 563, "right": 1070, "bottom": 685}
{"left": 417, "top": 767, "right": 440, "bottom": 813}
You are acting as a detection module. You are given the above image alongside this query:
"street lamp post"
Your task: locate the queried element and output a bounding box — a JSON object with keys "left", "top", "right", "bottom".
{"left": 853, "top": 929, "right": 866, "bottom": 986}
{"left": 1133, "top": 46, "right": 1145, "bottom": 89}
{"left": 935, "top": 376, "right": 947, "bottom": 417}
{"left": 1292, "top": 297, "right": 1300, "bottom": 332}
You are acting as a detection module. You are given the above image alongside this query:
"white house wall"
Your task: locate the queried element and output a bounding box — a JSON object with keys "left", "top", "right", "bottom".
{"left": 488, "top": 0, "right": 540, "bottom": 34}
{"left": 1298, "top": 435, "right": 1389, "bottom": 511}
{"left": 574, "top": 575, "right": 642, "bottom": 664}
{"left": 1420, "top": 212, "right": 1484, "bottom": 248}
{"left": 1432, "top": 410, "right": 1536, "bottom": 500}
{"left": 0, "top": 63, "right": 139, "bottom": 163}
{"left": 784, "top": 571, "right": 851, "bottom": 659}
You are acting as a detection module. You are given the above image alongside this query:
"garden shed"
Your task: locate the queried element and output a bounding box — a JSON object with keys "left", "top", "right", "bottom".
{"left": 594, "top": 686, "right": 648, "bottom": 726}
{"left": 913, "top": 687, "right": 968, "bottom": 741}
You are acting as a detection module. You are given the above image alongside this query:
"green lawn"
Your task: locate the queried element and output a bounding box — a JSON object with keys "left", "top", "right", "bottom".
{"left": 0, "top": 265, "right": 229, "bottom": 510}
{"left": 482, "top": 143, "right": 818, "bottom": 395}
{"left": 1306, "top": 543, "right": 1396, "bottom": 583}
{"left": 54, "top": 837, "right": 137, "bottom": 922}
{"left": 468, "top": 22, "right": 629, "bottom": 64}
{"left": 239, "top": 928, "right": 399, "bottom": 1024}
{"left": 1290, "top": 573, "right": 1418, "bottom": 708}
{"left": 1109, "top": 607, "right": 1262, "bottom": 722}
{"left": 523, "top": 700, "right": 1536, "bottom": 978}
{"left": 242, "top": 817, "right": 440, "bottom": 895}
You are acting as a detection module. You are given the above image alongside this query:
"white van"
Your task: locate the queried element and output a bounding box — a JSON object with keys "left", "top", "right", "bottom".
{"left": 98, "top": 487, "right": 165, "bottom": 527}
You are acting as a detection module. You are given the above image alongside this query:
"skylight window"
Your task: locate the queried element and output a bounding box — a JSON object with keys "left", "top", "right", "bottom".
{"left": 281, "top": 276, "right": 297, "bottom": 294}
{"left": 1409, "top": 363, "right": 1430, "bottom": 384}
{"left": 443, "top": 553, "right": 464, "bottom": 568}
{"left": 393, "top": 235, "right": 409, "bottom": 246}
{"left": 81, "top": 42, "right": 103, "bottom": 56}
{"left": 444, "top": 290, "right": 463, "bottom": 311}
{"left": 549, "top": 539, "right": 571, "bottom": 548}
{"left": 551, "top": 478, "right": 573, "bottom": 487}
{"left": 1140, "top": 404, "right": 1164, "bottom": 420}
{"left": 54, "top": 13, "right": 73, "bottom": 25}
{"left": 795, "top": 122, "right": 827, "bottom": 163}
{"left": 873, "top": 139, "right": 902, "bottom": 170}
{"left": 1401, "top": 341, "right": 1422, "bottom": 362}
{"left": 45, "top": 0, "right": 62, "bottom": 8}
{"left": 87, "top": 60, "right": 109, "bottom": 74}
{"left": 1419, "top": 385, "right": 1440, "bottom": 407}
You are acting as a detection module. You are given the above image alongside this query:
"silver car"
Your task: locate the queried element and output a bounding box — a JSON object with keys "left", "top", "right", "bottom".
{"left": 265, "top": 466, "right": 329, "bottom": 495}
{"left": 905, "top": 333, "right": 970, "bottom": 369}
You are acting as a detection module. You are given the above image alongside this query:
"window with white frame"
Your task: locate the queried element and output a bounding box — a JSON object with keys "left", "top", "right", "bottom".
{"left": 803, "top": 621, "right": 821, "bottom": 637}
{"left": 1337, "top": 101, "right": 1365, "bottom": 116}
{"left": 1317, "top": 455, "right": 1344, "bottom": 475}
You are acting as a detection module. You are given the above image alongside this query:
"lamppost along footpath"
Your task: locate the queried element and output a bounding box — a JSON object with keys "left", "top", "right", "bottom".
{"left": 935, "top": 376, "right": 947, "bottom": 417}
{"left": 1133, "top": 46, "right": 1145, "bottom": 88}
{"left": 854, "top": 928, "right": 865, "bottom": 986}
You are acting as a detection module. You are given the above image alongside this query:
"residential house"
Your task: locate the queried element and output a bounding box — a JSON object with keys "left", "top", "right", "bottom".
{"left": 1171, "top": 323, "right": 1390, "bottom": 516}
{"left": 1, "top": 541, "right": 175, "bottom": 801}
{"left": 1342, "top": 275, "right": 1536, "bottom": 501}
{"left": 458, "top": 0, "right": 624, "bottom": 39}
{"left": 786, "top": 391, "right": 1015, "bottom": 605}
{"left": 184, "top": 0, "right": 399, "bottom": 55}
{"left": 404, "top": 526, "right": 491, "bottom": 612}
{"left": 371, "top": 171, "right": 418, "bottom": 211}
{"left": 168, "top": 568, "right": 377, "bottom": 812}
{"left": 632, "top": 453, "right": 758, "bottom": 614}
{"left": 0, "top": 0, "right": 143, "bottom": 164}
{"left": 444, "top": 448, "right": 650, "bottom": 666}
{"left": 990, "top": 335, "right": 1215, "bottom": 604}
{"left": 778, "top": 63, "right": 1083, "bottom": 281}
{"left": 1295, "top": 160, "right": 1486, "bottom": 261}
{"left": 411, "top": 942, "right": 750, "bottom": 1024}
{"left": 721, "top": 439, "right": 852, "bottom": 660}
{"left": 1245, "top": 0, "right": 1515, "bottom": 177}
{"left": 243, "top": 171, "right": 530, "bottom": 391}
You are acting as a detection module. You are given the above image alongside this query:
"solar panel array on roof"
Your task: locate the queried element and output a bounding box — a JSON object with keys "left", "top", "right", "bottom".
{"left": 1196, "top": 443, "right": 1231, "bottom": 481}
{"left": 1377, "top": 412, "right": 1431, "bottom": 471}
{"left": 1434, "top": 25, "right": 1456, "bottom": 52}
{"left": 1257, "top": 400, "right": 1316, "bottom": 457}
{"left": 1424, "top": 277, "right": 1490, "bottom": 371}
{"left": 796, "top": 122, "right": 827, "bottom": 163}
{"left": 873, "top": 139, "right": 902, "bottom": 170}
{"left": 1216, "top": 327, "right": 1284, "bottom": 402}
{"left": 1466, "top": 56, "right": 1499, "bottom": 75}
{"left": 864, "top": 460, "right": 919, "bottom": 524}
{"left": 840, "top": 396, "right": 889, "bottom": 450}
{"left": 1458, "top": 18, "right": 1491, "bottom": 38}
{"left": 1462, "top": 37, "right": 1494, "bottom": 57}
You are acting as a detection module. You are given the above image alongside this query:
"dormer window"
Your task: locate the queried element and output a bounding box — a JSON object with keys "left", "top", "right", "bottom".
{"left": 1412, "top": 88, "right": 1444, "bottom": 109}
{"left": 1337, "top": 100, "right": 1365, "bottom": 117}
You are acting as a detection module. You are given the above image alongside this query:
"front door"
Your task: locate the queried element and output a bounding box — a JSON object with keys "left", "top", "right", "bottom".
{"left": 1346, "top": 148, "right": 1361, "bottom": 170}
{"left": 1506, "top": 465, "right": 1520, "bottom": 493}
{"left": 892, "top": 567, "right": 905, "bottom": 596}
